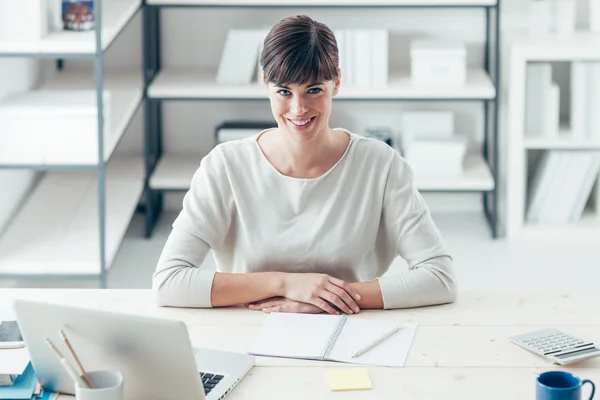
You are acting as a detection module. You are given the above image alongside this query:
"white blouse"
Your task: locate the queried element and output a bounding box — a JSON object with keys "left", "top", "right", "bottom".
{"left": 153, "top": 129, "right": 457, "bottom": 309}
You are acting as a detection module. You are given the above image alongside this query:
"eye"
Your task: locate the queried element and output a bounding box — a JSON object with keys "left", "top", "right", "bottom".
{"left": 277, "top": 89, "right": 291, "bottom": 96}
{"left": 308, "top": 88, "right": 322, "bottom": 94}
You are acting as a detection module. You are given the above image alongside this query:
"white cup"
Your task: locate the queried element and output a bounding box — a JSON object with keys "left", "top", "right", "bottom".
{"left": 75, "top": 370, "right": 124, "bottom": 400}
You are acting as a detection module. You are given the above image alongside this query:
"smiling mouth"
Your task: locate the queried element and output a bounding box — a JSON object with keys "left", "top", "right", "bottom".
{"left": 287, "top": 117, "right": 316, "bottom": 127}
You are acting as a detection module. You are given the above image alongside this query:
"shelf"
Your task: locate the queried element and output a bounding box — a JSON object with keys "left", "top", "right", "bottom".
{"left": 0, "top": 69, "right": 143, "bottom": 167}
{"left": 150, "top": 154, "right": 205, "bottom": 190}
{"left": 525, "top": 128, "right": 600, "bottom": 150}
{"left": 520, "top": 211, "right": 600, "bottom": 240}
{"left": 149, "top": 152, "right": 493, "bottom": 192}
{"left": 0, "top": 156, "right": 145, "bottom": 276}
{"left": 147, "top": 0, "right": 496, "bottom": 5}
{"left": 415, "top": 153, "right": 494, "bottom": 191}
{"left": 0, "top": 0, "right": 141, "bottom": 55}
{"left": 505, "top": 31, "right": 600, "bottom": 61}
{"left": 148, "top": 68, "right": 496, "bottom": 100}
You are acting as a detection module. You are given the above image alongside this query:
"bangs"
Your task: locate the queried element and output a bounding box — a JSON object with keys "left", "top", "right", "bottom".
{"left": 265, "top": 45, "right": 339, "bottom": 86}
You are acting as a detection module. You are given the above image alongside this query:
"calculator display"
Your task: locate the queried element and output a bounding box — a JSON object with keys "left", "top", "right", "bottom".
{"left": 555, "top": 347, "right": 600, "bottom": 359}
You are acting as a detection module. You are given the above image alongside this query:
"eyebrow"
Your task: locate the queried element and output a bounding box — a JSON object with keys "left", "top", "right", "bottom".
{"left": 276, "top": 81, "right": 325, "bottom": 89}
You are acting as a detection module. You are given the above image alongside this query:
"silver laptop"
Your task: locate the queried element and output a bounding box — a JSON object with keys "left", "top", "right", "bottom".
{"left": 12, "top": 299, "right": 254, "bottom": 400}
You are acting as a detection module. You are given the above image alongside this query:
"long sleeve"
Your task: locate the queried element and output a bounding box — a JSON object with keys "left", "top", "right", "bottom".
{"left": 376, "top": 153, "right": 458, "bottom": 309}
{"left": 152, "top": 148, "right": 234, "bottom": 307}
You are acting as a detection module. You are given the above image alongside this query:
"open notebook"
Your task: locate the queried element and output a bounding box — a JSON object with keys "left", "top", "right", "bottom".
{"left": 248, "top": 313, "right": 417, "bottom": 367}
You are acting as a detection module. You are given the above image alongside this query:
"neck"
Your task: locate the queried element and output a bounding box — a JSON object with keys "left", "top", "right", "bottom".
{"left": 279, "top": 127, "right": 334, "bottom": 172}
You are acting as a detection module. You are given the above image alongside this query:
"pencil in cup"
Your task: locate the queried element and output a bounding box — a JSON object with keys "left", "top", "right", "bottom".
{"left": 59, "top": 329, "right": 94, "bottom": 389}
{"left": 45, "top": 338, "right": 91, "bottom": 389}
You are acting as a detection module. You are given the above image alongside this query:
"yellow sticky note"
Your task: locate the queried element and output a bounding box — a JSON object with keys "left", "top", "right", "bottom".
{"left": 325, "top": 369, "right": 372, "bottom": 391}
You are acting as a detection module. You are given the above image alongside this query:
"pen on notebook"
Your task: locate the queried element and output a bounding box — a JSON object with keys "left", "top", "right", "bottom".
{"left": 351, "top": 324, "right": 403, "bottom": 359}
{"left": 59, "top": 329, "right": 94, "bottom": 389}
{"left": 46, "top": 338, "right": 90, "bottom": 389}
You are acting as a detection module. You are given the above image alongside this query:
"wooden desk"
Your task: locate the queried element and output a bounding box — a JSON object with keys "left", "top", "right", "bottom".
{"left": 2, "top": 289, "right": 599, "bottom": 399}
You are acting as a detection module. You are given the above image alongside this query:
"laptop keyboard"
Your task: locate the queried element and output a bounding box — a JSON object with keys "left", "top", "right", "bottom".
{"left": 200, "top": 372, "right": 224, "bottom": 395}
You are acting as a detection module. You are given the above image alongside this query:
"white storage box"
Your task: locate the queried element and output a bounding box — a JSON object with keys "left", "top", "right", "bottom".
{"left": 410, "top": 40, "right": 467, "bottom": 87}
{"left": 404, "top": 136, "right": 468, "bottom": 176}
{"left": 0, "top": 90, "right": 111, "bottom": 165}
{"left": 0, "top": 0, "right": 47, "bottom": 51}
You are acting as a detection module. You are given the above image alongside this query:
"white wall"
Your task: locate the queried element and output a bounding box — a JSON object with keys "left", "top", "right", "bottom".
{"left": 0, "top": 59, "right": 44, "bottom": 234}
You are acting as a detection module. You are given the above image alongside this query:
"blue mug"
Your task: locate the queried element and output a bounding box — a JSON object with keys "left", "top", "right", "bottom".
{"left": 537, "top": 371, "right": 595, "bottom": 400}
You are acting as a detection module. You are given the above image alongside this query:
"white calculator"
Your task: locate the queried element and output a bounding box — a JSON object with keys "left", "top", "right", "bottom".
{"left": 509, "top": 328, "right": 600, "bottom": 365}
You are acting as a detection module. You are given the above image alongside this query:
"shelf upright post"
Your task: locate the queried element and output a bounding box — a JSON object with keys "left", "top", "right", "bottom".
{"left": 143, "top": 2, "right": 163, "bottom": 238}
{"left": 483, "top": 5, "right": 491, "bottom": 226}
{"left": 94, "top": 0, "right": 108, "bottom": 288}
{"left": 492, "top": 0, "right": 500, "bottom": 238}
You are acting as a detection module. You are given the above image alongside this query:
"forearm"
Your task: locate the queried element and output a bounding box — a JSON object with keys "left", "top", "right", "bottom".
{"left": 153, "top": 228, "right": 214, "bottom": 307}
{"left": 377, "top": 256, "right": 457, "bottom": 309}
{"left": 349, "top": 280, "right": 384, "bottom": 309}
{"left": 210, "top": 272, "right": 285, "bottom": 307}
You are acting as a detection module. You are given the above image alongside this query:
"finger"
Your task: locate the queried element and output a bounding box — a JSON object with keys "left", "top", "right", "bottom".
{"left": 311, "top": 298, "right": 340, "bottom": 315}
{"left": 328, "top": 276, "right": 362, "bottom": 301}
{"left": 320, "top": 291, "right": 353, "bottom": 315}
{"left": 327, "top": 283, "right": 360, "bottom": 313}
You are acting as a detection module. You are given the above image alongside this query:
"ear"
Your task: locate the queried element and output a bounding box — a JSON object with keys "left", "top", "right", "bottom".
{"left": 333, "top": 71, "right": 341, "bottom": 96}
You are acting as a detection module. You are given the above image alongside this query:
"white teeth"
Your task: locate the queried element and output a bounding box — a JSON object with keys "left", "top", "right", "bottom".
{"left": 290, "top": 118, "right": 312, "bottom": 126}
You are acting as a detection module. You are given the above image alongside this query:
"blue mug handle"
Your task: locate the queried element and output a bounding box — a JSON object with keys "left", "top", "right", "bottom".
{"left": 582, "top": 379, "right": 595, "bottom": 400}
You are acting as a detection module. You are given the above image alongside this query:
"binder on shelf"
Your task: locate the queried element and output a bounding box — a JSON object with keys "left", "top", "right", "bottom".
{"left": 526, "top": 151, "right": 600, "bottom": 224}
{"left": 525, "top": 63, "right": 552, "bottom": 137}
{"left": 571, "top": 62, "right": 588, "bottom": 140}
{"left": 216, "top": 30, "right": 266, "bottom": 85}
{"left": 587, "top": 63, "right": 600, "bottom": 141}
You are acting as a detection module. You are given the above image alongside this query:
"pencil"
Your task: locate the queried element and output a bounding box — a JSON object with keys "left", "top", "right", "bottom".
{"left": 45, "top": 338, "right": 90, "bottom": 389}
{"left": 351, "top": 324, "right": 402, "bottom": 359}
{"left": 59, "top": 330, "right": 94, "bottom": 389}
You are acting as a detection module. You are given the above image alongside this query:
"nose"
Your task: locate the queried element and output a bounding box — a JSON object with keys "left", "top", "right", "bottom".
{"left": 290, "top": 95, "right": 308, "bottom": 115}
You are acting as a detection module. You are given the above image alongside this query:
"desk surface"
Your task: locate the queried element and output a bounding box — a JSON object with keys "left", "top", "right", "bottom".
{"left": 2, "top": 289, "right": 599, "bottom": 399}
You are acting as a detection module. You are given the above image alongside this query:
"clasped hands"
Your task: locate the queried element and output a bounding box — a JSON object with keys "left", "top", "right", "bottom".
{"left": 245, "top": 273, "right": 361, "bottom": 315}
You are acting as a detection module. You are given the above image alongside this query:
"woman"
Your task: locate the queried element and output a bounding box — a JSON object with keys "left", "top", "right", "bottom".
{"left": 153, "top": 15, "right": 457, "bottom": 315}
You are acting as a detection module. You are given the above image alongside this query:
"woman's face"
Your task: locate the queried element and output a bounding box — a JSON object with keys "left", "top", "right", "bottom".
{"left": 266, "top": 76, "right": 340, "bottom": 143}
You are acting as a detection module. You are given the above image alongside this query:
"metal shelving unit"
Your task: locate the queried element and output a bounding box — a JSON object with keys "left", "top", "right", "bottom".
{"left": 0, "top": 0, "right": 145, "bottom": 287}
{"left": 142, "top": 0, "right": 501, "bottom": 238}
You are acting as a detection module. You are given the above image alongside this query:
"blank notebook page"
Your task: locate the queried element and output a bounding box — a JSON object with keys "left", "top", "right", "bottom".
{"left": 328, "top": 319, "right": 417, "bottom": 367}
{"left": 248, "top": 313, "right": 342, "bottom": 359}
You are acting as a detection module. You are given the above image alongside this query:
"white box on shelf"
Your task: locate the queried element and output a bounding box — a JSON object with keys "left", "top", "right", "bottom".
{"left": 410, "top": 40, "right": 466, "bottom": 87}
{"left": 399, "top": 111, "right": 454, "bottom": 147}
{"left": 529, "top": 0, "right": 552, "bottom": 34}
{"left": 403, "top": 136, "right": 468, "bottom": 176}
{"left": 0, "top": 90, "right": 111, "bottom": 165}
{"left": 0, "top": 0, "right": 47, "bottom": 50}
{"left": 589, "top": 0, "right": 600, "bottom": 32}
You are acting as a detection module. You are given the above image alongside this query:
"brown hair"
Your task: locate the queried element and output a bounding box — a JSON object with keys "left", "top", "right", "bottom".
{"left": 260, "top": 15, "right": 340, "bottom": 85}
